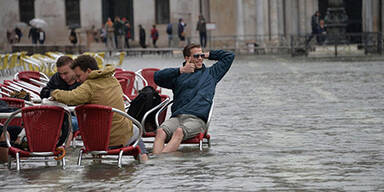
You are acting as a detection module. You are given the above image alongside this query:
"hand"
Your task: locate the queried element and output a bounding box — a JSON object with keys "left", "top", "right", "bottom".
{"left": 180, "top": 57, "right": 195, "bottom": 74}
{"left": 204, "top": 52, "right": 209, "bottom": 59}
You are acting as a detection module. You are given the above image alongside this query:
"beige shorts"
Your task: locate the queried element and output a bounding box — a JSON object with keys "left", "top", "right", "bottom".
{"left": 159, "top": 114, "right": 206, "bottom": 141}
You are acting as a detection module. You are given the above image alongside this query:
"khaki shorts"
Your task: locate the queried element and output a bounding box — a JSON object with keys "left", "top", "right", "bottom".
{"left": 160, "top": 114, "right": 206, "bottom": 141}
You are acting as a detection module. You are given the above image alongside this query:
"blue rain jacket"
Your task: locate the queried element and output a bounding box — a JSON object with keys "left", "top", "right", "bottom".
{"left": 154, "top": 50, "right": 235, "bottom": 122}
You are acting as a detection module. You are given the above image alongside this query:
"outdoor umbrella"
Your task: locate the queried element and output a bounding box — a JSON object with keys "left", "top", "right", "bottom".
{"left": 29, "top": 18, "right": 47, "bottom": 28}
{"left": 14, "top": 22, "right": 28, "bottom": 28}
{"left": 68, "top": 23, "right": 81, "bottom": 29}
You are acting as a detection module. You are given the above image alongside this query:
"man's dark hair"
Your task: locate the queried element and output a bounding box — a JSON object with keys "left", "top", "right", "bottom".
{"left": 56, "top": 56, "right": 73, "bottom": 68}
{"left": 71, "top": 55, "right": 99, "bottom": 71}
{"left": 183, "top": 43, "right": 201, "bottom": 57}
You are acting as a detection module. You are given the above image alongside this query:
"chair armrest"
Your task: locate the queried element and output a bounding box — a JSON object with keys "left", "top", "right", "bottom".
{"left": 134, "top": 70, "right": 148, "bottom": 87}
{"left": 2, "top": 108, "right": 23, "bottom": 148}
{"left": 155, "top": 100, "right": 174, "bottom": 127}
{"left": 112, "top": 108, "right": 143, "bottom": 148}
{"left": 141, "top": 97, "right": 171, "bottom": 132}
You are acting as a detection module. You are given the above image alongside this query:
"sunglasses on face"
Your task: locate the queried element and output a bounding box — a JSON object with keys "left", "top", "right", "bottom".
{"left": 192, "top": 54, "right": 205, "bottom": 58}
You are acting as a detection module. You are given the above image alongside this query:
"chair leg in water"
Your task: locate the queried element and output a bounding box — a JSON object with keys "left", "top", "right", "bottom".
{"left": 16, "top": 152, "right": 20, "bottom": 171}
{"left": 62, "top": 157, "right": 66, "bottom": 169}
{"left": 118, "top": 150, "right": 123, "bottom": 168}
{"left": 77, "top": 150, "right": 83, "bottom": 166}
{"left": 8, "top": 156, "right": 12, "bottom": 169}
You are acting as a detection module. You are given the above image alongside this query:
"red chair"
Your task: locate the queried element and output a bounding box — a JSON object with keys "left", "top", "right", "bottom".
{"left": 70, "top": 95, "right": 132, "bottom": 148}
{"left": 115, "top": 68, "right": 124, "bottom": 73}
{"left": 2, "top": 80, "right": 41, "bottom": 101}
{"left": 75, "top": 104, "right": 143, "bottom": 167}
{"left": 115, "top": 70, "right": 139, "bottom": 99}
{"left": 3, "top": 105, "right": 69, "bottom": 170}
{"left": 144, "top": 100, "right": 214, "bottom": 151}
{"left": 136, "top": 68, "right": 161, "bottom": 93}
{"left": 0, "top": 97, "right": 25, "bottom": 127}
{"left": 14, "top": 71, "right": 49, "bottom": 87}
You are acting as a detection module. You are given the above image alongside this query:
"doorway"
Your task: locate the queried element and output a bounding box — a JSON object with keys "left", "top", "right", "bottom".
{"left": 102, "top": 0, "right": 134, "bottom": 39}
{"left": 318, "top": 0, "right": 362, "bottom": 33}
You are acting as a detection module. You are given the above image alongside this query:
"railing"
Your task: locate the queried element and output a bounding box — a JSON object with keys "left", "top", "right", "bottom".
{"left": 291, "top": 32, "right": 382, "bottom": 57}
{"left": 188, "top": 32, "right": 383, "bottom": 57}
{"left": 6, "top": 33, "right": 384, "bottom": 58}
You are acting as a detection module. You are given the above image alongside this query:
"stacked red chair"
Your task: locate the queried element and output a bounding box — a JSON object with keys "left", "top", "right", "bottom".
{"left": 136, "top": 68, "right": 161, "bottom": 93}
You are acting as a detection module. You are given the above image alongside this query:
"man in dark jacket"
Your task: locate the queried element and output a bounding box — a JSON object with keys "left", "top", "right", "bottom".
{"left": 40, "top": 56, "right": 81, "bottom": 99}
{"left": 153, "top": 44, "right": 235, "bottom": 154}
{"left": 40, "top": 56, "right": 81, "bottom": 147}
{"left": 139, "top": 24, "right": 146, "bottom": 48}
{"left": 196, "top": 15, "right": 207, "bottom": 48}
{"left": 306, "top": 11, "right": 321, "bottom": 46}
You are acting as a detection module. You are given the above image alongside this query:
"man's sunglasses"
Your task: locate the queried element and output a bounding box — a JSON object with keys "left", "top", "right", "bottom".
{"left": 192, "top": 54, "right": 205, "bottom": 58}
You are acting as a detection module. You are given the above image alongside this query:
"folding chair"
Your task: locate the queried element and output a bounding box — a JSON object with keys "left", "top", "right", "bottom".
{"left": 21, "top": 56, "right": 45, "bottom": 72}
{"left": 115, "top": 52, "right": 126, "bottom": 66}
{"left": 145, "top": 100, "right": 214, "bottom": 151}
{"left": 8, "top": 53, "right": 19, "bottom": 75}
{"left": 1, "top": 54, "right": 9, "bottom": 76}
{"left": 2, "top": 80, "right": 41, "bottom": 101}
{"left": 135, "top": 68, "right": 161, "bottom": 93}
{"left": 75, "top": 104, "right": 143, "bottom": 167}
{"left": 14, "top": 71, "right": 49, "bottom": 87}
{"left": 3, "top": 105, "right": 70, "bottom": 170}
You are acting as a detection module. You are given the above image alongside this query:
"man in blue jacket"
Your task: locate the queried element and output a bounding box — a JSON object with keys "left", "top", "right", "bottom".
{"left": 153, "top": 44, "right": 235, "bottom": 154}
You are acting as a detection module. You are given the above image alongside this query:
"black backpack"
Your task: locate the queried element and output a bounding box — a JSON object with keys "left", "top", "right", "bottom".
{"left": 0, "top": 100, "right": 19, "bottom": 112}
{"left": 127, "top": 86, "right": 161, "bottom": 132}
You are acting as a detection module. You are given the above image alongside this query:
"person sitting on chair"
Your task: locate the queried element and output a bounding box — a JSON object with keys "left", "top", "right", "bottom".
{"left": 50, "top": 55, "right": 148, "bottom": 160}
{"left": 40, "top": 56, "right": 81, "bottom": 147}
{"left": 153, "top": 44, "right": 235, "bottom": 154}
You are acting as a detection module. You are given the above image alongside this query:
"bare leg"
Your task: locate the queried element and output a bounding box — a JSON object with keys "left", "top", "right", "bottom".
{"left": 162, "top": 128, "right": 183, "bottom": 153}
{"left": 65, "top": 132, "right": 73, "bottom": 147}
{"left": 0, "top": 132, "right": 9, "bottom": 163}
{"left": 152, "top": 128, "right": 167, "bottom": 154}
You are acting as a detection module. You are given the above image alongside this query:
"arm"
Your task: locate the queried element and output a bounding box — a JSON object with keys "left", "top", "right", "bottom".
{"left": 51, "top": 82, "right": 93, "bottom": 105}
{"left": 154, "top": 68, "right": 179, "bottom": 89}
{"left": 208, "top": 50, "right": 235, "bottom": 82}
{"left": 39, "top": 73, "right": 60, "bottom": 99}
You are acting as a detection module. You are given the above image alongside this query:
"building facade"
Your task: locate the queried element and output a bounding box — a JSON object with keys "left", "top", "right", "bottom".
{"left": 0, "top": 0, "right": 383, "bottom": 51}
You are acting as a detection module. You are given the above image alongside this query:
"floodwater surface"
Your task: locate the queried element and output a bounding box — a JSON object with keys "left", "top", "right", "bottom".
{"left": 0, "top": 55, "right": 383, "bottom": 191}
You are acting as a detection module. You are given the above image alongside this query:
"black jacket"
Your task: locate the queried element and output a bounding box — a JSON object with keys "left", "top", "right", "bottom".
{"left": 40, "top": 72, "right": 81, "bottom": 99}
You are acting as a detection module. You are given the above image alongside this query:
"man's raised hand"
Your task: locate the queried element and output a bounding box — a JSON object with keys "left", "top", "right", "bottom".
{"left": 180, "top": 57, "right": 195, "bottom": 74}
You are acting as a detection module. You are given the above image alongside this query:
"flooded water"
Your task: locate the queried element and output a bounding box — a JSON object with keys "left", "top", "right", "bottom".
{"left": 1, "top": 55, "right": 384, "bottom": 191}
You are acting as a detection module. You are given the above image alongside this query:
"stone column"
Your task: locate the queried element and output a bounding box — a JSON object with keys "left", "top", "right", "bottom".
{"left": 285, "top": 0, "right": 300, "bottom": 36}
{"left": 269, "top": 0, "right": 278, "bottom": 43}
{"left": 298, "top": 0, "right": 307, "bottom": 34}
{"left": 276, "top": 0, "right": 284, "bottom": 36}
{"left": 236, "top": 0, "right": 245, "bottom": 49}
{"left": 256, "top": 0, "right": 265, "bottom": 44}
{"left": 363, "top": 0, "right": 373, "bottom": 32}
{"left": 382, "top": 0, "right": 384, "bottom": 33}
{"left": 372, "top": 0, "right": 380, "bottom": 32}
